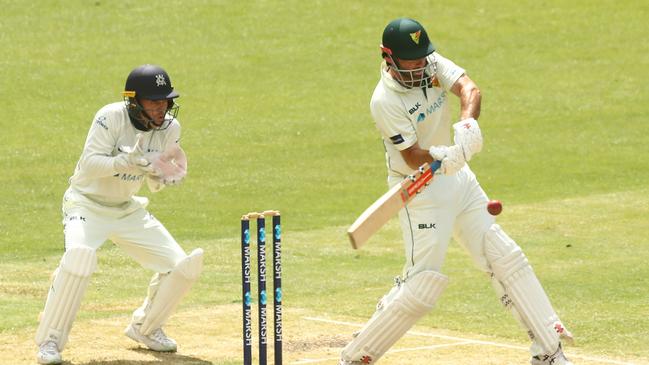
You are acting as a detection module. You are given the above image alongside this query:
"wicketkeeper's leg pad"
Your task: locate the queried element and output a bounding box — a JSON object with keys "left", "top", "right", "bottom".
{"left": 485, "top": 224, "right": 571, "bottom": 354}
{"left": 340, "top": 270, "right": 448, "bottom": 364}
{"left": 35, "top": 246, "right": 97, "bottom": 350}
{"left": 137, "top": 248, "right": 203, "bottom": 335}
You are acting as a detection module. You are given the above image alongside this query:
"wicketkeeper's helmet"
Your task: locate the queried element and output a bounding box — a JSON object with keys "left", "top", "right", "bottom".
{"left": 123, "top": 64, "right": 179, "bottom": 131}
{"left": 381, "top": 18, "right": 437, "bottom": 88}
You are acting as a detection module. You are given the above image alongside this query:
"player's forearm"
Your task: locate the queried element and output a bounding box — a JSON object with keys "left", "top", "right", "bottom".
{"left": 79, "top": 154, "right": 121, "bottom": 178}
{"left": 401, "top": 146, "right": 434, "bottom": 170}
{"left": 459, "top": 85, "right": 481, "bottom": 120}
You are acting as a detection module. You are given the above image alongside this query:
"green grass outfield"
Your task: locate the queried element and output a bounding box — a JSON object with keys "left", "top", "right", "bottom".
{"left": 1, "top": 0, "right": 648, "bottom": 363}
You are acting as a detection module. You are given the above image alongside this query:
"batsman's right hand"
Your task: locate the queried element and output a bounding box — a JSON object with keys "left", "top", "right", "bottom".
{"left": 428, "top": 145, "right": 466, "bottom": 175}
{"left": 114, "top": 135, "right": 158, "bottom": 175}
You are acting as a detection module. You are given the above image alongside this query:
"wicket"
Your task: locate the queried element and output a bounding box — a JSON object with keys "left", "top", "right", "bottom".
{"left": 241, "top": 210, "right": 282, "bottom": 365}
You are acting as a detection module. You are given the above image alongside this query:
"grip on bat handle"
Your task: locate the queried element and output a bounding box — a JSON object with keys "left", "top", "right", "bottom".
{"left": 430, "top": 160, "right": 442, "bottom": 172}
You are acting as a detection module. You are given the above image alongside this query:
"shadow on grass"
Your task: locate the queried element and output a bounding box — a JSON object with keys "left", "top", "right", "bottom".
{"left": 70, "top": 348, "right": 213, "bottom": 365}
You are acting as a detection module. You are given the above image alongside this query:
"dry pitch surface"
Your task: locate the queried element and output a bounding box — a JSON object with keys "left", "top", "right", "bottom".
{"left": 3, "top": 305, "right": 646, "bottom": 365}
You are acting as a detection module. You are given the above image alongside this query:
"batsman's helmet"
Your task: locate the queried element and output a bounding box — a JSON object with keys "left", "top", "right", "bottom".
{"left": 122, "top": 64, "right": 179, "bottom": 131}
{"left": 380, "top": 18, "right": 437, "bottom": 88}
{"left": 382, "top": 18, "right": 435, "bottom": 60}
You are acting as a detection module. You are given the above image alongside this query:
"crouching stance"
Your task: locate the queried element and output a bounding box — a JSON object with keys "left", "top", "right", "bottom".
{"left": 36, "top": 65, "right": 201, "bottom": 364}
{"left": 341, "top": 18, "right": 573, "bottom": 365}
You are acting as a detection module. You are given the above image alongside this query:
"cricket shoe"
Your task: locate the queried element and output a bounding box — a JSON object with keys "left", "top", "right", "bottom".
{"left": 36, "top": 340, "right": 62, "bottom": 364}
{"left": 530, "top": 343, "right": 573, "bottom": 365}
{"left": 125, "top": 323, "right": 177, "bottom": 352}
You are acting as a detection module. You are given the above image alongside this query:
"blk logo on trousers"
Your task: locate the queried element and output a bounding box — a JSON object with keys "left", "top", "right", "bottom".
{"left": 418, "top": 223, "right": 436, "bottom": 230}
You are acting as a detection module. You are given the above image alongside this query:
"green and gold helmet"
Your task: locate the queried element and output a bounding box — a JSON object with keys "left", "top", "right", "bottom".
{"left": 380, "top": 18, "right": 437, "bottom": 88}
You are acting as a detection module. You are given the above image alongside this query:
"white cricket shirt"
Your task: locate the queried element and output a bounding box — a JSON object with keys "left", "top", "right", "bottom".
{"left": 370, "top": 52, "right": 465, "bottom": 177}
{"left": 67, "top": 102, "right": 181, "bottom": 209}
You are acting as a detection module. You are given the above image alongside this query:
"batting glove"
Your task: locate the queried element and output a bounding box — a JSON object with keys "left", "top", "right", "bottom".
{"left": 429, "top": 145, "right": 466, "bottom": 175}
{"left": 452, "top": 118, "right": 482, "bottom": 161}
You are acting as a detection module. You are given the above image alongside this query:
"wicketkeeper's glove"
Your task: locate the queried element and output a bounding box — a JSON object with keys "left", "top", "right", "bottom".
{"left": 146, "top": 145, "right": 187, "bottom": 186}
{"left": 114, "top": 135, "right": 158, "bottom": 175}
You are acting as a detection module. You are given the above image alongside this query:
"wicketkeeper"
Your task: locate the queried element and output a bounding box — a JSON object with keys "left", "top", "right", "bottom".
{"left": 339, "top": 18, "right": 574, "bottom": 365}
{"left": 35, "top": 65, "right": 203, "bottom": 364}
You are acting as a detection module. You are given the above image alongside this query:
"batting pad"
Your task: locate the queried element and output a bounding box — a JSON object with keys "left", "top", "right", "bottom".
{"left": 35, "top": 246, "right": 97, "bottom": 350}
{"left": 341, "top": 271, "right": 448, "bottom": 364}
{"left": 485, "top": 224, "right": 564, "bottom": 354}
{"left": 139, "top": 248, "right": 203, "bottom": 335}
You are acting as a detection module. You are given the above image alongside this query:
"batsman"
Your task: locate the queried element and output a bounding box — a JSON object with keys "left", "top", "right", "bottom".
{"left": 340, "top": 18, "right": 574, "bottom": 365}
{"left": 35, "top": 65, "right": 203, "bottom": 364}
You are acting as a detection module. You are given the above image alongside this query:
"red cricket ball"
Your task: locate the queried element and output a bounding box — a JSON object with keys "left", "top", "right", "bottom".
{"left": 487, "top": 200, "right": 502, "bottom": 216}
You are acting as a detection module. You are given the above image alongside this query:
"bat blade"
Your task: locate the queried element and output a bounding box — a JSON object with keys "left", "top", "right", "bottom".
{"left": 347, "top": 161, "right": 441, "bottom": 249}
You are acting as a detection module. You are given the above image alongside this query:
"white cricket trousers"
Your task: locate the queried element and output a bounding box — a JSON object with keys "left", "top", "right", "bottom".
{"left": 389, "top": 164, "right": 495, "bottom": 279}
{"left": 62, "top": 203, "right": 186, "bottom": 273}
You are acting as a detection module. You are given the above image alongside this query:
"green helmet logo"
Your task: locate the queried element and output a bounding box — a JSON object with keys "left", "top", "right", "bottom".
{"left": 410, "top": 30, "right": 421, "bottom": 45}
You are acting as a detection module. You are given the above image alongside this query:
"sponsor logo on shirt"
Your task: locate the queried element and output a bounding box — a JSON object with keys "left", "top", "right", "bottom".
{"left": 95, "top": 116, "right": 108, "bottom": 130}
{"left": 113, "top": 173, "right": 145, "bottom": 182}
{"left": 408, "top": 102, "right": 421, "bottom": 115}
{"left": 425, "top": 91, "right": 447, "bottom": 115}
{"left": 410, "top": 91, "right": 447, "bottom": 124}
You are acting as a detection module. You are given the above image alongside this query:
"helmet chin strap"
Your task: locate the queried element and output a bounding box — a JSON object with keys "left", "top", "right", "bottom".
{"left": 140, "top": 110, "right": 161, "bottom": 130}
{"left": 126, "top": 98, "right": 174, "bottom": 131}
{"left": 127, "top": 102, "right": 155, "bottom": 131}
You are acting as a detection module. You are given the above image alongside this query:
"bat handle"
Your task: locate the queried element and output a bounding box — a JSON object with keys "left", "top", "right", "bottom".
{"left": 430, "top": 160, "right": 442, "bottom": 172}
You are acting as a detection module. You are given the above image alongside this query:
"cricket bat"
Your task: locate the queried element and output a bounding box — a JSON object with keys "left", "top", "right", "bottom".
{"left": 347, "top": 161, "right": 441, "bottom": 249}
